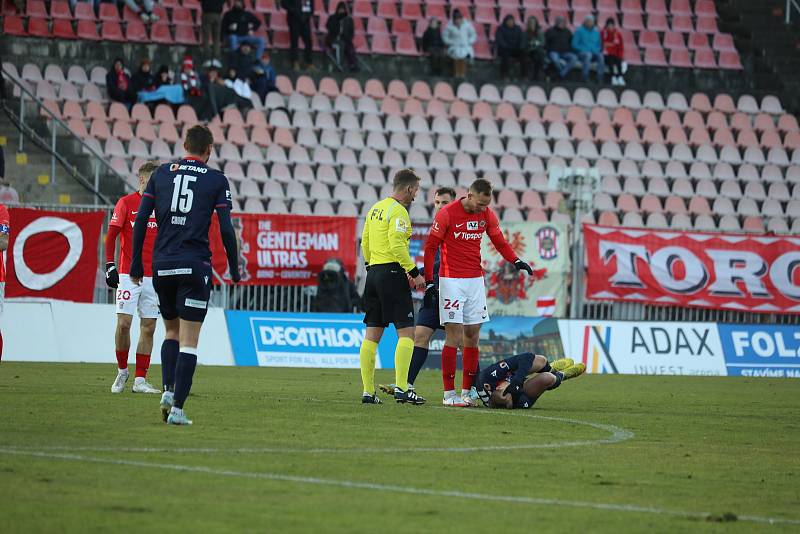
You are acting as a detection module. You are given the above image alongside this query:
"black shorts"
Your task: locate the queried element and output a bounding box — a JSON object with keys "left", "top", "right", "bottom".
{"left": 362, "top": 263, "right": 414, "bottom": 329}
{"left": 416, "top": 303, "right": 443, "bottom": 331}
{"left": 152, "top": 260, "right": 212, "bottom": 322}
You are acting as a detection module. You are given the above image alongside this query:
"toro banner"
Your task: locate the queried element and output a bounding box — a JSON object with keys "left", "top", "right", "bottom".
{"left": 583, "top": 225, "right": 800, "bottom": 314}
{"left": 6, "top": 208, "right": 104, "bottom": 302}
{"left": 481, "top": 221, "right": 570, "bottom": 317}
{"left": 210, "top": 213, "right": 357, "bottom": 286}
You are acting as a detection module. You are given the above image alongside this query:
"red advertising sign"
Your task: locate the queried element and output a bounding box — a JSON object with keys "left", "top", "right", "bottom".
{"left": 583, "top": 224, "right": 800, "bottom": 314}
{"left": 6, "top": 208, "right": 104, "bottom": 302}
{"left": 210, "top": 213, "right": 357, "bottom": 286}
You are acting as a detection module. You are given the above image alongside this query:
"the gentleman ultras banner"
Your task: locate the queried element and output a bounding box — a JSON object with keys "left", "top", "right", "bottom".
{"left": 210, "top": 213, "right": 357, "bottom": 286}
{"left": 6, "top": 208, "right": 104, "bottom": 302}
{"left": 583, "top": 225, "right": 800, "bottom": 314}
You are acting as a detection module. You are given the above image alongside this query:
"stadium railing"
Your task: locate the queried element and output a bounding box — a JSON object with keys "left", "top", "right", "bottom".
{"left": 2, "top": 64, "right": 130, "bottom": 205}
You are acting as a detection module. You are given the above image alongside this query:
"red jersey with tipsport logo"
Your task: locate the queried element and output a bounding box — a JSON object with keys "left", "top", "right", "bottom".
{"left": 110, "top": 192, "right": 157, "bottom": 276}
{"left": 424, "top": 198, "right": 517, "bottom": 279}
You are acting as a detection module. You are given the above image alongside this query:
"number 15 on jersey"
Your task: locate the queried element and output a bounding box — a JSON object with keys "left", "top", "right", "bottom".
{"left": 170, "top": 174, "right": 196, "bottom": 225}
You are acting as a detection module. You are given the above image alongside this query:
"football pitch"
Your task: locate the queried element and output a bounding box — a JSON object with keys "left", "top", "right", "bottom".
{"left": 1, "top": 363, "right": 798, "bottom": 533}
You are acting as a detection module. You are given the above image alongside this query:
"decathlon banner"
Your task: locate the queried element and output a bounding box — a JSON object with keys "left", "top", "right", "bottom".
{"left": 558, "top": 320, "right": 727, "bottom": 376}
{"left": 481, "top": 221, "right": 570, "bottom": 317}
{"left": 225, "top": 311, "right": 399, "bottom": 368}
{"left": 5, "top": 208, "right": 104, "bottom": 302}
{"left": 583, "top": 225, "right": 800, "bottom": 314}
{"left": 718, "top": 324, "right": 800, "bottom": 378}
{"left": 210, "top": 213, "right": 357, "bottom": 286}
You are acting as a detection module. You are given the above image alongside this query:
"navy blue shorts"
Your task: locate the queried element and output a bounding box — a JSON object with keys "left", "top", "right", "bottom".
{"left": 152, "top": 260, "right": 212, "bottom": 322}
{"left": 416, "top": 304, "right": 442, "bottom": 330}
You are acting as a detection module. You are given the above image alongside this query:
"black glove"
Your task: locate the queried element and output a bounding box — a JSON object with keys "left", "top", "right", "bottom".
{"left": 514, "top": 259, "right": 534, "bottom": 276}
{"left": 105, "top": 262, "right": 119, "bottom": 288}
{"left": 423, "top": 282, "right": 438, "bottom": 309}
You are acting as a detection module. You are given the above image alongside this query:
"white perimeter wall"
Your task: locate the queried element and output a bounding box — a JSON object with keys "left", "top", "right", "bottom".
{"left": 3, "top": 301, "right": 233, "bottom": 365}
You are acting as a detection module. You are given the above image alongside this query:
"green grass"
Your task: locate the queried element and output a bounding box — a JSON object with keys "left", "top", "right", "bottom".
{"left": 1, "top": 363, "right": 798, "bottom": 533}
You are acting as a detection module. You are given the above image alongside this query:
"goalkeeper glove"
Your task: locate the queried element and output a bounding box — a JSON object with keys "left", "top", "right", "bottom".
{"left": 514, "top": 259, "right": 533, "bottom": 276}
{"left": 105, "top": 262, "right": 119, "bottom": 288}
{"left": 423, "top": 282, "right": 438, "bottom": 309}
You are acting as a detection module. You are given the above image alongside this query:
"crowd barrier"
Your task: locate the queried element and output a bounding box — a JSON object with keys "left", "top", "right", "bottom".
{"left": 4, "top": 302, "right": 798, "bottom": 378}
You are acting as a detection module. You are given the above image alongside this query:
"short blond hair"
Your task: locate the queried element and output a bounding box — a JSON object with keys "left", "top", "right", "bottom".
{"left": 138, "top": 160, "right": 160, "bottom": 179}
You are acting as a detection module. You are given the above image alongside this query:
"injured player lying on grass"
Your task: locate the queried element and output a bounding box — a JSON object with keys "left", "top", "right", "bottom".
{"left": 476, "top": 353, "right": 586, "bottom": 409}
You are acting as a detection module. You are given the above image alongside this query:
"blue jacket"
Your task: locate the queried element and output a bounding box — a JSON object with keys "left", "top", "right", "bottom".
{"left": 572, "top": 25, "right": 601, "bottom": 54}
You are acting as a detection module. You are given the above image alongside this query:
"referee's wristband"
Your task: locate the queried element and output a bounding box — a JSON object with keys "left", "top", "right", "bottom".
{"left": 408, "top": 267, "right": 420, "bottom": 278}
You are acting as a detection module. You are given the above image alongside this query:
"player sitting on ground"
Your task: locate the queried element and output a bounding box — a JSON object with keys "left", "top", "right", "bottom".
{"left": 106, "top": 161, "right": 162, "bottom": 394}
{"left": 476, "top": 353, "right": 585, "bottom": 409}
{"left": 130, "top": 125, "right": 240, "bottom": 426}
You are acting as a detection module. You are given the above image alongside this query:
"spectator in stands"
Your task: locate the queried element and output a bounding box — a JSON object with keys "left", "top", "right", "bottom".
{"left": 124, "top": 0, "right": 160, "bottom": 22}
{"left": 421, "top": 18, "right": 446, "bottom": 76}
{"left": 545, "top": 16, "right": 576, "bottom": 79}
{"left": 312, "top": 259, "right": 360, "bottom": 313}
{"left": 443, "top": 9, "right": 477, "bottom": 79}
{"left": 325, "top": 1, "right": 357, "bottom": 72}
{"left": 226, "top": 42, "right": 276, "bottom": 102}
{"left": 0, "top": 147, "right": 18, "bottom": 205}
{"left": 180, "top": 55, "right": 202, "bottom": 98}
{"left": 155, "top": 65, "right": 173, "bottom": 87}
{"left": 106, "top": 58, "right": 137, "bottom": 108}
{"left": 522, "top": 16, "right": 546, "bottom": 81}
{"left": 495, "top": 14, "right": 524, "bottom": 79}
{"left": 132, "top": 58, "right": 157, "bottom": 94}
{"left": 199, "top": 65, "right": 252, "bottom": 121}
{"left": 221, "top": 0, "right": 266, "bottom": 59}
{"left": 201, "top": 0, "right": 225, "bottom": 59}
{"left": 602, "top": 18, "right": 625, "bottom": 86}
{"left": 572, "top": 14, "right": 605, "bottom": 83}
{"left": 281, "top": 0, "right": 315, "bottom": 71}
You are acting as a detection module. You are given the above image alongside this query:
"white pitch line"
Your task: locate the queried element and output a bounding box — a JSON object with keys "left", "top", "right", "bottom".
{"left": 0, "top": 447, "right": 797, "bottom": 527}
{"left": 11, "top": 413, "right": 634, "bottom": 455}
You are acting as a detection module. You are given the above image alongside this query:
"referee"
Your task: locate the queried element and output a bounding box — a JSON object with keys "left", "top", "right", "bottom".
{"left": 359, "top": 169, "right": 426, "bottom": 405}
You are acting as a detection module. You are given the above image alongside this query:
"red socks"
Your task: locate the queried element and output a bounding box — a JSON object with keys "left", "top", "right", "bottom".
{"left": 115, "top": 350, "right": 128, "bottom": 370}
{"left": 135, "top": 353, "right": 151, "bottom": 378}
{"left": 462, "top": 346, "right": 479, "bottom": 390}
{"left": 442, "top": 345, "right": 457, "bottom": 391}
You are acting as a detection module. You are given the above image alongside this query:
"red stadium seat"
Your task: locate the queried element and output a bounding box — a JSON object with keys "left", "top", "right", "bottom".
{"left": 693, "top": 47, "right": 717, "bottom": 68}
{"left": 376, "top": 0, "right": 398, "bottom": 18}
{"left": 647, "top": 14, "right": 668, "bottom": 32}
{"left": 401, "top": 2, "right": 423, "bottom": 19}
{"left": 150, "top": 22, "right": 173, "bottom": 43}
{"left": 3, "top": 15, "right": 25, "bottom": 36}
{"left": 101, "top": 21, "right": 125, "bottom": 41}
{"left": 638, "top": 30, "right": 660, "bottom": 49}
{"left": 695, "top": 16, "right": 718, "bottom": 33}
{"left": 172, "top": 7, "right": 195, "bottom": 25}
{"left": 663, "top": 31, "right": 685, "bottom": 50}
{"left": 671, "top": 14, "right": 693, "bottom": 33}
{"left": 718, "top": 51, "right": 742, "bottom": 70}
{"left": 175, "top": 25, "right": 199, "bottom": 44}
{"left": 28, "top": 17, "right": 50, "bottom": 37}
{"left": 50, "top": 1, "right": 72, "bottom": 19}
{"left": 98, "top": 2, "right": 120, "bottom": 21}
{"left": 643, "top": 47, "right": 668, "bottom": 66}
{"left": 52, "top": 19, "right": 77, "bottom": 39}
{"left": 712, "top": 33, "right": 736, "bottom": 52}
{"left": 73, "top": 2, "right": 95, "bottom": 20}
{"left": 695, "top": 0, "right": 717, "bottom": 18}
{"left": 125, "top": 19, "right": 148, "bottom": 42}
{"left": 26, "top": 0, "right": 47, "bottom": 17}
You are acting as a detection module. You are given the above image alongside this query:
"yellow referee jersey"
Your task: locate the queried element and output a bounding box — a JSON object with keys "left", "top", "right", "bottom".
{"left": 361, "top": 197, "right": 416, "bottom": 273}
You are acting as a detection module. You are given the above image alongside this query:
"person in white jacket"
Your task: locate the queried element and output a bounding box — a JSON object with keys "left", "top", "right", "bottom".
{"left": 442, "top": 9, "right": 476, "bottom": 78}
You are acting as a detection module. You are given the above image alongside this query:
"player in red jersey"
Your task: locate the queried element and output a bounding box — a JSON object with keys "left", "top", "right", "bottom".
{"left": 0, "top": 202, "right": 9, "bottom": 362}
{"left": 105, "top": 161, "right": 161, "bottom": 394}
{"left": 423, "top": 178, "right": 535, "bottom": 406}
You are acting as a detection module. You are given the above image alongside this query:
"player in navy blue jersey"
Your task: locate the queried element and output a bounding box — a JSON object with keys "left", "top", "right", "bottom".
{"left": 476, "top": 353, "right": 585, "bottom": 409}
{"left": 130, "top": 125, "right": 240, "bottom": 426}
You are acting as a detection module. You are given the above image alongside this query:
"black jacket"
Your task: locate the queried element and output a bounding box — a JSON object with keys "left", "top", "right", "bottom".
{"left": 326, "top": 6, "right": 354, "bottom": 42}
{"left": 496, "top": 23, "right": 523, "bottom": 52}
{"left": 201, "top": 0, "right": 226, "bottom": 14}
{"left": 105, "top": 67, "right": 135, "bottom": 103}
{"left": 422, "top": 27, "right": 444, "bottom": 51}
{"left": 131, "top": 68, "right": 156, "bottom": 93}
{"left": 282, "top": 0, "right": 313, "bottom": 21}
{"left": 226, "top": 49, "right": 262, "bottom": 82}
{"left": 221, "top": 7, "right": 261, "bottom": 37}
{"left": 313, "top": 268, "right": 358, "bottom": 313}
{"left": 545, "top": 26, "right": 572, "bottom": 53}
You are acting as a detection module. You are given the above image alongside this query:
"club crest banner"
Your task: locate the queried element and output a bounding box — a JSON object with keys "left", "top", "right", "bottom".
{"left": 480, "top": 221, "right": 571, "bottom": 317}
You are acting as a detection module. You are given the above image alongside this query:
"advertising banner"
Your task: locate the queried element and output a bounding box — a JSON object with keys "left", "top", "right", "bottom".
{"left": 558, "top": 320, "right": 727, "bottom": 376}
{"left": 210, "top": 213, "right": 357, "bottom": 286}
{"left": 481, "top": 221, "right": 570, "bottom": 317}
{"left": 718, "top": 324, "right": 800, "bottom": 378}
{"left": 225, "top": 311, "right": 398, "bottom": 368}
{"left": 583, "top": 225, "right": 800, "bottom": 314}
{"left": 6, "top": 208, "right": 104, "bottom": 303}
